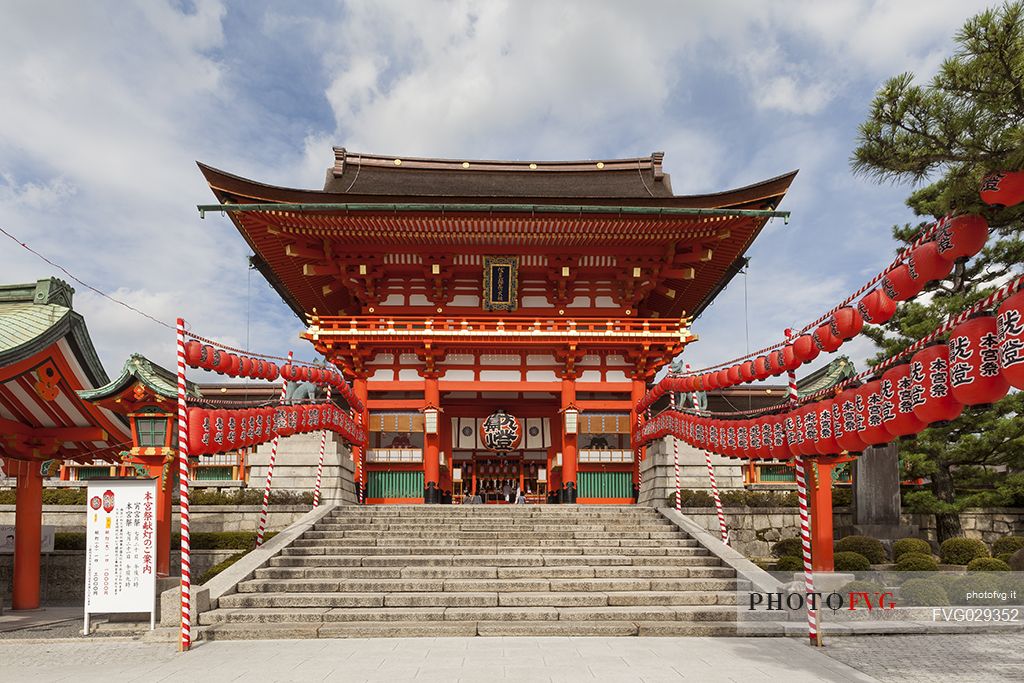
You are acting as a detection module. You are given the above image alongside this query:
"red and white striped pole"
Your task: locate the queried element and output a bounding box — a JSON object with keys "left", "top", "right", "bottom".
{"left": 670, "top": 392, "right": 681, "bottom": 513}
{"left": 786, "top": 328, "right": 818, "bottom": 646}
{"left": 687, "top": 363, "right": 729, "bottom": 544}
{"left": 356, "top": 411, "right": 365, "bottom": 504}
{"left": 312, "top": 384, "right": 331, "bottom": 508}
{"left": 175, "top": 318, "right": 191, "bottom": 652}
{"left": 256, "top": 350, "right": 292, "bottom": 546}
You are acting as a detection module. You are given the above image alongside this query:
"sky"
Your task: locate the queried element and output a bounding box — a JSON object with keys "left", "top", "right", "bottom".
{"left": 0, "top": 0, "right": 997, "bottom": 385}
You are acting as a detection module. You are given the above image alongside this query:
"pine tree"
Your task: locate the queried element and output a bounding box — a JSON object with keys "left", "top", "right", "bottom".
{"left": 853, "top": 2, "right": 1024, "bottom": 542}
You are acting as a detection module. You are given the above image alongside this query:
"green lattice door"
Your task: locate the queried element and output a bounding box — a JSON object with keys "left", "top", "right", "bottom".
{"left": 368, "top": 470, "right": 424, "bottom": 499}
{"left": 578, "top": 471, "right": 632, "bottom": 498}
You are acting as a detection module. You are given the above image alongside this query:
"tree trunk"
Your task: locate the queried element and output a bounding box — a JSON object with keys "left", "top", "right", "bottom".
{"left": 931, "top": 462, "right": 963, "bottom": 542}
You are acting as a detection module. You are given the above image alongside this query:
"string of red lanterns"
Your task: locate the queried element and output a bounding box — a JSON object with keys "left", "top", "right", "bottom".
{"left": 637, "top": 213, "right": 995, "bottom": 413}
{"left": 635, "top": 276, "right": 1024, "bottom": 457}
{"left": 182, "top": 339, "right": 364, "bottom": 413}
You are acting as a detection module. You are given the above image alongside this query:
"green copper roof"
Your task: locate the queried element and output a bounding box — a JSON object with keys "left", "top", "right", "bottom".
{"left": 797, "top": 356, "right": 856, "bottom": 397}
{"left": 78, "top": 353, "right": 202, "bottom": 402}
{"left": 0, "top": 278, "right": 109, "bottom": 387}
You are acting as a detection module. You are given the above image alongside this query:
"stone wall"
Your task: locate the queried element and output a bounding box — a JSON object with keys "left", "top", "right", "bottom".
{"left": 250, "top": 432, "right": 358, "bottom": 503}
{"left": 638, "top": 438, "right": 745, "bottom": 506}
{"left": 0, "top": 549, "right": 238, "bottom": 607}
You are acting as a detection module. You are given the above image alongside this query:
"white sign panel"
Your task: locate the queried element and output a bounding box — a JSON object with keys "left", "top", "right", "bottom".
{"left": 84, "top": 479, "right": 157, "bottom": 630}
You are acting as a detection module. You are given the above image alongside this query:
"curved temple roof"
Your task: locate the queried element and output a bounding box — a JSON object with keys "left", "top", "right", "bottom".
{"left": 198, "top": 149, "right": 796, "bottom": 321}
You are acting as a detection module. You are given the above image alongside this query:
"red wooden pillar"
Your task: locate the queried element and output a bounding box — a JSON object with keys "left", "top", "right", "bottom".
{"left": 423, "top": 376, "right": 441, "bottom": 503}
{"left": 353, "top": 377, "right": 369, "bottom": 503}
{"left": 630, "top": 378, "right": 645, "bottom": 501}
{"left": 810, "top": 461, "right": 835, "bottom": 571}
{"left": 561, "top": 377, "right": 578, "bottom": 503}
{"left": 12, "top": 459, "right": 43, "bottom": 610}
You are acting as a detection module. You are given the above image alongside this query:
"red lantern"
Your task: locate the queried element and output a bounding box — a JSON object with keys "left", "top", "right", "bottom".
{"left": 796, "top": 404, "right": 817, "bottom": 456}
{"left": 948, "top": 315, "right": 1009, "bottom": 406}
{"left": 980, "top": 170, "right": 1024, "bottom": 207}
{"left": 997, "top": 288, "right": 1024, "bottom": 389}
{"left": 209, "top": 409, "right": 228, "bottom": 453}
{"left": 835, "top": 388, "right": 868, "bottom": 453}
{"left": 882, "top": 264, "right": 922, "bottom": 302}
{"left": 858, "top": 289, "right": 897, "bottom": 325}
{"left": 813, "top": 399, "right": 839, "bottom": 455}
{"left": 265, "top": 362, "right": 279, "bottom": 382}
{"left": 830, "top": 307, "right": 863, "bottom": 341}
{"left": 768, "top": 414, "right": 791, "bottom": 459}
{"left": 226, "top": 354, "right": 241, "bottom": 377}
{"left": 908, "top": 242, "right": 954, "bottom": 285}
{"left": 813, "top": 323, "right": 843, "bottom": 353}
{"left": 280, "top": 363, "right": 295, "bottom": 382}
{"left": 238, "top": 356, "right": 252, "bottom": 378}
{"left": 856, "top": 380, "right": 892, "bottom": 446}
{"left": 753, "top": 356, "right": 771, "bottom": 381}
{"left": 910, "top": 343, "right": 964, "bottom": 424}
{"left": 881, "top": 364, "right": 926, "bottom": 438}
{"left": 198, "top": 345, "right": 217, "bottom": 371}
{"left": 757, "top": 417, "right": 774, "bottom": 459}
{"left": 935, "top": 214, "right": 988, "bottom": 262}
{"left": 717, "top": 368, "right": 732, "bottom": 388}
{"left": 309, "top": 368, "right": 322, "bottom": 384}
{"left": 262, "top": 406, "right": 276, "bottom": 441}
{"left": 186, "top": 407, "right": 211, "bottom": 455}
{"left": 213, "top": 349, "right": 232, "bottom": 375}
{"left": 727, "top": 365, "right": 742, "bottom": 385}
{"left": 184, "top": 341, "right": 203, "bottom": 368}
{"left": 740, "top": 360, "right": 756, "bottom": 383}
{"left": 792, "top": 335, "right": 820, "bottom": 365}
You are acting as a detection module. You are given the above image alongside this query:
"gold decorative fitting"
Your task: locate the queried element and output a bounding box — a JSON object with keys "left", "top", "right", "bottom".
{"left": 558, "top": 309, "right": 565, "bottom": 315}
{"left": 561, "top": 266, "right": 570, "bottom": 277}
{"left": 431, "top": 263, "right": 440, "bottom": 275}
{"left": 220, "top": 387, "right": 227, "bottom": 393}
{"left": 625, "top": 309, "right": 632, "bottom": 315}
{"left": 596, "top": 162, "right": 605, "bottom": 169}
{"left": 462, "top": 162, "right": 470, "bottom": 168}
{"left": 359, "top": 264, "right": 367, "bottom": 275}
{"left": 368, "top": 307, "right": 375, "bottom": 313}
{"left": 436, "top": 307, "right": 443, "bottom": 313}
{"left": 529, "top": 163, "right": 537, "bottom": 169}
{"left": 632, "top": 267, "right": 642, "bottom": 278}
{"left": 394, "top": 159, "right": 402, "bottom": 166}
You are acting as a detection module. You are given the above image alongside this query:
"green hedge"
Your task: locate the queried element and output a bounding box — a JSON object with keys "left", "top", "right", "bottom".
{"left": 966, "top": 557, "right": 1011, "bottom": 572}
{"left": 48, "top": 530, "right": 278, "bottom": 551}
{"left": 893, "top": 538, "right": 932, "bottom": 561}
{"left": 775, "top": 556, "right": 803, "bottom": 571}
{"left": 666, "top": 489, "right": 800, "bottom": 509}
{"left": 834, "top": 551, "right": 871, "bottom": 572}
{"left": 940, "top": 537, "right": 990, "bottom": 565}
{"left": 894, "top": 552, "right": 939, "bottom": 572}
{"left": 198, "top": 552, "right": 247, "bottom": 584}
{"left": 834, "top": 535, "right": 887, "bottom": 564}
{"left": 992, "top": 535, "right": 1024, "bottom": 557}
{"left": 0, "top": 488, "right": 313, "bottom": 506}
{"left": 771, "top": 538, "right": 803, "bottom": 558}
{"left": 900, "top": 579, "right": 949, "bottom": 606}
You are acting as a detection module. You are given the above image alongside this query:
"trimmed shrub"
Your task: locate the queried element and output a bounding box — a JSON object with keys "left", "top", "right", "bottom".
{"left": 1011, "top": 548, "right": 1024, "bottom": 571}
{"left": 171, "top": 531, "right": 277, "bottom": 549}
{"left": 966, "top": 557, "right": 1011, "bottom": 572}
{"left": 198, "top": 551, "right": 246, "bottom": 584}
{"left": 53, "top": 532, "right": 87, "bottom": 550}
{"left": 772, "top": 538, "right": 803, "bottom": 559}
{"left": 992, "top": 535, "right": 1024, "bottom": 557}
{"left": 894, "top": 552, "right": 939, "bottom": 572}
{"left": 892, "top": 538, "right": 932, "bottom": 561}
{"left": 834, "top": 535, "right": 887, "bottom": 564}
{"left": 775, "top": 556, "right": 803, "bottom": 572}
{"left": 996, "top": 553, "right": 1013, "bottom": 565}
{"left": 947, "top": 573, "right": 1003, "bottom": 605}
{"left": 834, "top": 551, "right": 872, "bottom": 572}
{"left": 839, "top": 579, "right": 886, "bottom": 595}
{"left": 899, "top": 579, "right": 949, "bottom": 606}
{"left": 667, "top": 489, "right": 798, "bottom": 509}
{"left": 940, "top": 537, "right": 989, "bottom": 565}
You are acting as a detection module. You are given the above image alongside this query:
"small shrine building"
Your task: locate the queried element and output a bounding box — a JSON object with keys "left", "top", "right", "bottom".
{"left": 199, "top": 150, "right": 794, "bottom": 504}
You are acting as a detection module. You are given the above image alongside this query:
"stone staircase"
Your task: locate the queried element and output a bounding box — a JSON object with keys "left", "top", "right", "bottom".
{"left": 200, "top": 505, "right": 746, "bottom": 639}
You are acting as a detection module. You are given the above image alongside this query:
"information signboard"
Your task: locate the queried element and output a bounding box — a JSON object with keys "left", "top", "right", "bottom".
{"left": 83, "top": 479, "right": 158, "bottom": 632}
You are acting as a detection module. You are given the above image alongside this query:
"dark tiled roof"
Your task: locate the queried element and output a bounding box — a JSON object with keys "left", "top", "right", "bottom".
{"left": 324, "top": 149, "right": 674, "bottom": 198}
{"left": 78, "top": 353, "right": 202, "bottom": 402}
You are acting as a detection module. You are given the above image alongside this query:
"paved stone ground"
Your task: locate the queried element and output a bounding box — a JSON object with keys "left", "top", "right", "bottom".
{"left": 820, "top": 634, "right": 1024, "bottom": 683}
{"left": 0, "top": 637, "right": 876, "bottom": 682}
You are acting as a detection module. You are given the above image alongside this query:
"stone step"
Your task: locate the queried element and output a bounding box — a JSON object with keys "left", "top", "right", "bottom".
{"left": 200, "top": 604, "right": 738, "bottom": 626}
{"left": 284, "top": 544, "right": 702, "bottom": 555}
{"left": 306, "top": 530, "right": 686, "bottom": 540}
{"left": 217, "top": 590, "right": 740, "bottom": 610}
